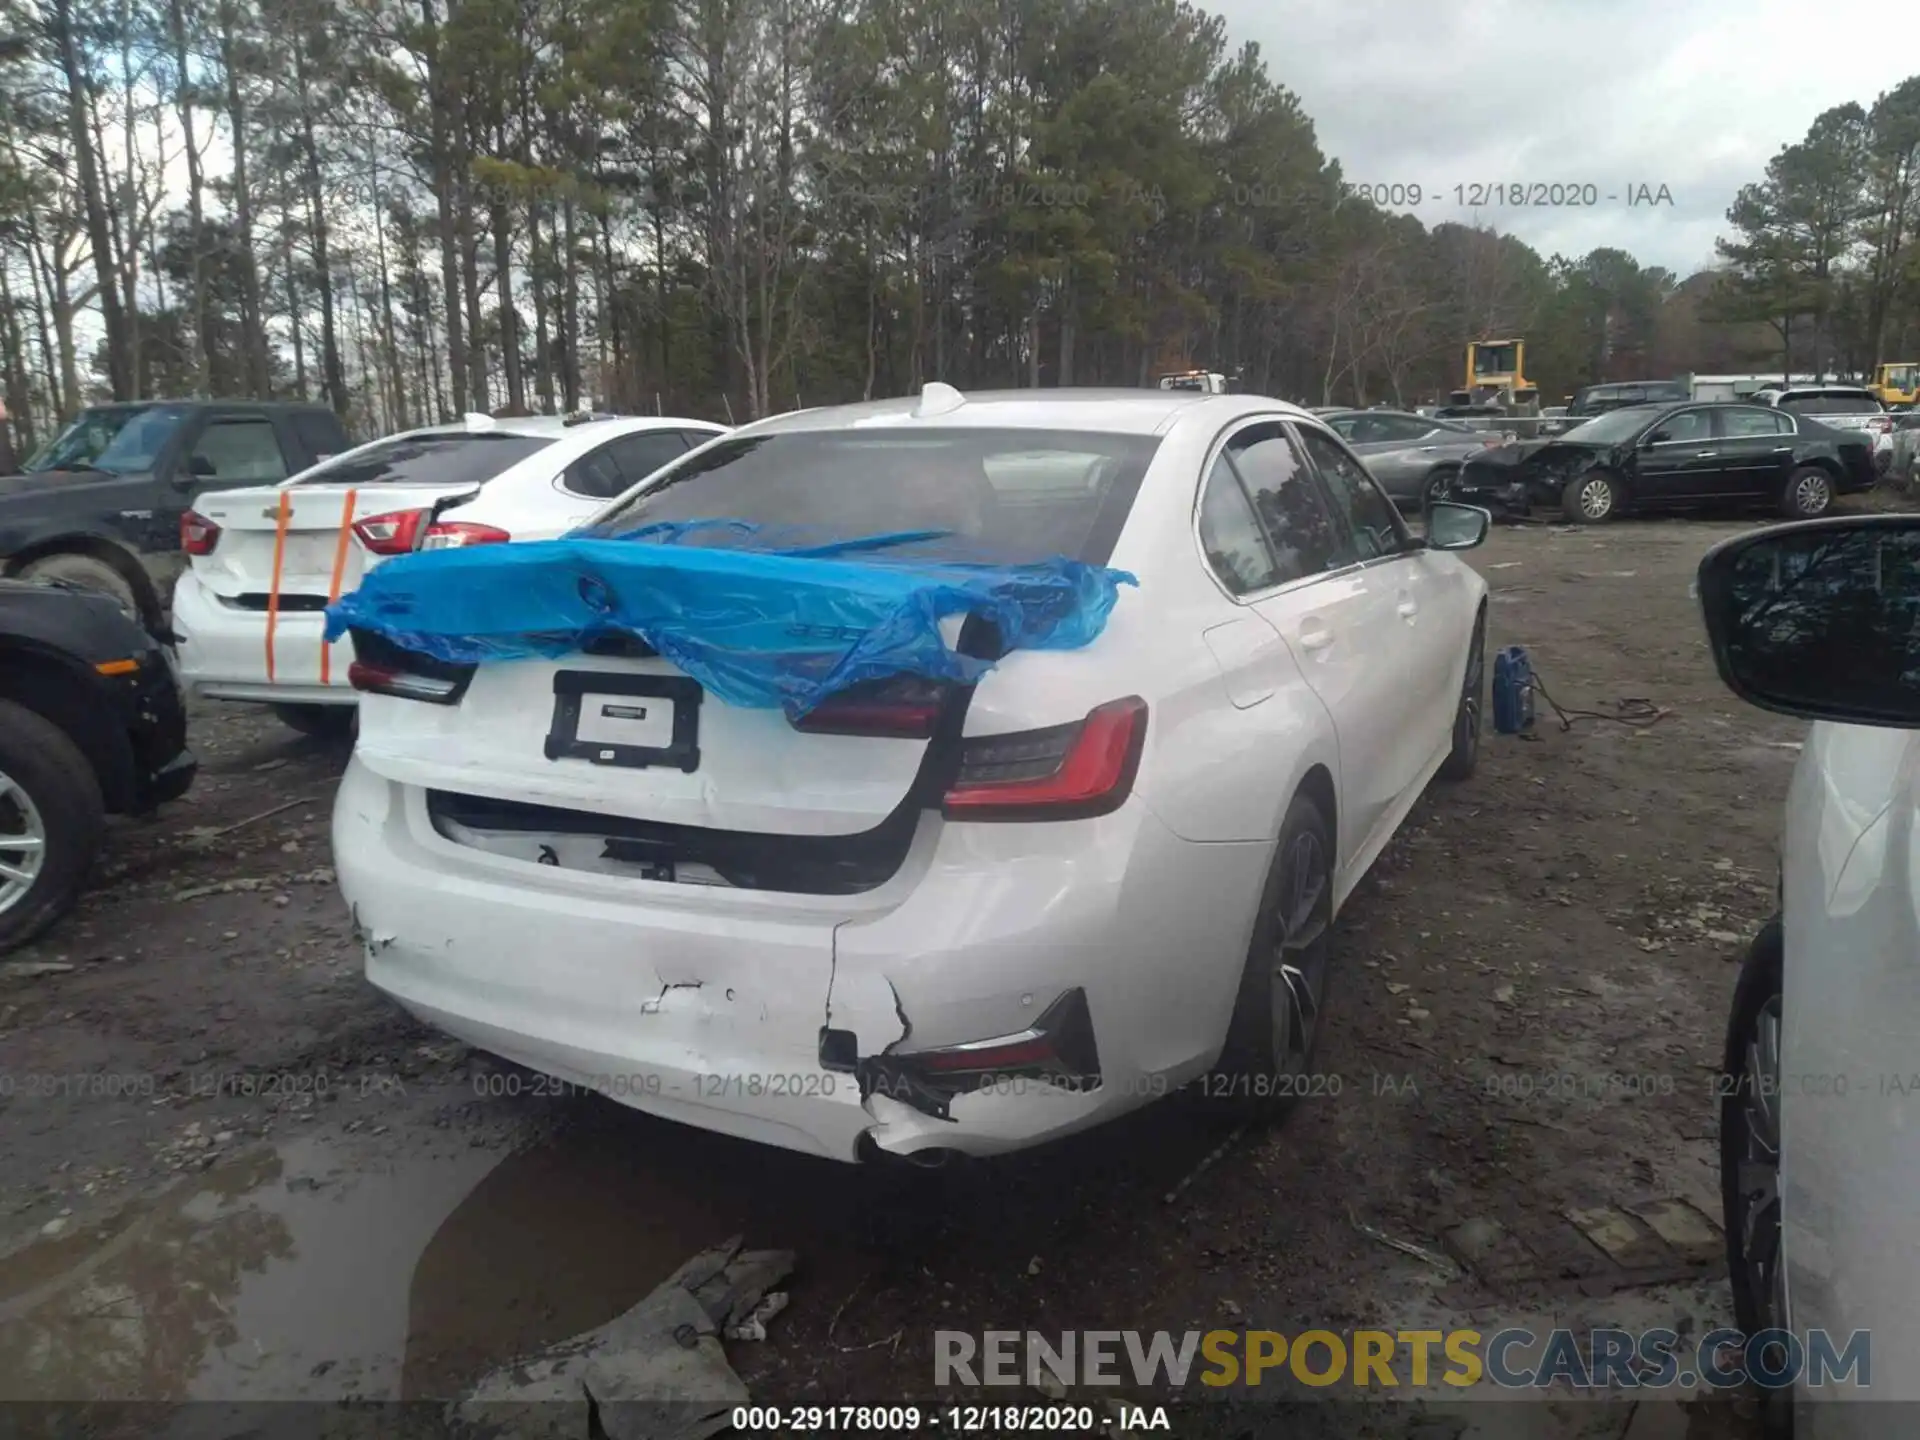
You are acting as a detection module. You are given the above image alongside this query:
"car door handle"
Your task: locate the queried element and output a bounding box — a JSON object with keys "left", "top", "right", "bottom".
{"left": 1692, "top": 451, "right": 1717, "bottom": 458}
{"left": 1299, "top": 621, "right": 1334, "bottom": 652}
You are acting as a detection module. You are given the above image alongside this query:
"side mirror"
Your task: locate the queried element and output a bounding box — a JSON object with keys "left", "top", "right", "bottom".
{"left": 187, "top": 455, "right": 217, "bottom": 478}
{"left": 1426, "top": 501, "right": 1491, "bottom": 551}
{"left": 1698, "top": 516, "right": 1920, "bottom": 727}
{"left": 1644, "top": 430, "right": 1670, "bottom": 447}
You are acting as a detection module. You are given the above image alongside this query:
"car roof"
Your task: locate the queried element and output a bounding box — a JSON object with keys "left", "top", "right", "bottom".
{"left": 76, "top": 398, "right": 337, "bottom": 412}
{"left": 724, "top": 388, "right": 1313, "bottom": 438}
{"left": 393, "top": 414, "right": 720, "bottom": 441}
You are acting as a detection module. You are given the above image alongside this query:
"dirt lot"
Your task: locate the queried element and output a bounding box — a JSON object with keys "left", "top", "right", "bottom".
{"left": 0, "top": 517, "right": 1812, "bottom": 1436}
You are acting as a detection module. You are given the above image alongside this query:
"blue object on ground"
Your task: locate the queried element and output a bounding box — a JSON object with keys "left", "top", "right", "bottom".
{"left": 324, "top": 520, "right": 1137, "bottom": 718}
{"left": 1491, "top": 644, "right": 1535, "bottom": 735}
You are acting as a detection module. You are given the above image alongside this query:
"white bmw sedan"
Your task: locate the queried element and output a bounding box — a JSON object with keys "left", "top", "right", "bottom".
{"left": 171, "top": 412, "right": 727, "bottom": 736}
{"left": 332, "top": 386, "right": 1491, "bottom": 1162}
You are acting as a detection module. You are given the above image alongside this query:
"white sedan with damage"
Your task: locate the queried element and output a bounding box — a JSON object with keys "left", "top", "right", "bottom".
{"left": 332, "top": 386, "right": 1492, "bottom": 1162}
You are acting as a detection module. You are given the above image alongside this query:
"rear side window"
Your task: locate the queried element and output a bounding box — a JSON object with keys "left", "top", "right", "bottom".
{"left": 1197, "top": 455, "right": 1279, "bottom": 594}
{"left": 295, "top": 432, "right": 557, "bottom": 486}
{"left": 1224, "top": 424, "right": 1343, "bottom": 583}
{"left": 292, "top": 412, "right": 346, "bottom": 463}
{"left": 563, "top": 430, "right": 690, "bottom": 499}
{"left": 588, "top": 428, "right": 1159, "bottom": 566}
{"left": 1719, "top": 408, "right": 1792, "bottom": 438}
{"left": 188, "top": 417, "right": 289, "bottom": 483}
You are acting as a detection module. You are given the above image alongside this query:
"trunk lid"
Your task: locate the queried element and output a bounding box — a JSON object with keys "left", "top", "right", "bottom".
{"left": 351, "top": 638, "right": 966, "bottom": 839}
{"left": 190, "top": 483, "right": 476, "bottom": 601}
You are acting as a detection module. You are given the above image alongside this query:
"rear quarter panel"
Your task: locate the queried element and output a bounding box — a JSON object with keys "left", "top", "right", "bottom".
{"left": 1024, "top": 408, "right": 1340, "bottom": 849}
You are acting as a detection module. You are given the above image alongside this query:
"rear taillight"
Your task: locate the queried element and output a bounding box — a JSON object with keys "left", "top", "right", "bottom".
{"left": 346, "top": 661, "right": 461, "bottom": 701}
{"left": 353, "top": 508, "right": 511, "bottom": 555}
{"left": 942, "top": 697, "right": 1147, "bottom": 820}
{"left": 346, "top": 630, "right": 473, "bottom": 703}
{"left": 791, "top": 675, "right": 951, "bottom": 738}
{"left": 181, "top": 510, "right": 221, "bottom": 556}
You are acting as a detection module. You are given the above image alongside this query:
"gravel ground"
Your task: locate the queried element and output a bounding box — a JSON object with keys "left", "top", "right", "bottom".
{"left": 0, "top": 516, "right": 1811, "bottom": 1436}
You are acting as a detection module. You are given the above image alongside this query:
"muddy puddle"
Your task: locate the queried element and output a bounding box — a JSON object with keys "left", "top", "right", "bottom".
{"left": 0, "top": 1101, "right": 882, "bottom": 1404}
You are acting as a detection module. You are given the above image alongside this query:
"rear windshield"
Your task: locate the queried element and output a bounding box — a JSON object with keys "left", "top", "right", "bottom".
{"left": 293, "top": 431, "right": 557, "bottom": 486}
{"left": 1777, "top": 392, "right": 1881, "bottom": 414}
{"left": 586, "top": 429, "right": 1161, "bottom": 565}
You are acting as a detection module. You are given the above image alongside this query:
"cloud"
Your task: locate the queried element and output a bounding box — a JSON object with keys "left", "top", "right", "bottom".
{"left": 1213, "top": 0, "right": 1918, "bottom": 275}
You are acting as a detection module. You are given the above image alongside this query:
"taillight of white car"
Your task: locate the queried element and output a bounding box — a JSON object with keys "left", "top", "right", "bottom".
{"left": 181, "top": 510, "right": 221, "bottom": 556}
{"left": 353, "top": 508, "right": 511, "bottom": 555}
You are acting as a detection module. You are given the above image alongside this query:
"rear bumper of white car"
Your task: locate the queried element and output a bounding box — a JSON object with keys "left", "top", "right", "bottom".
{"left": 172, "top": 569, "right": 357, "bottom": 707}
{"left": 333, "top": 757, "right": 1272, "bottom": 1162}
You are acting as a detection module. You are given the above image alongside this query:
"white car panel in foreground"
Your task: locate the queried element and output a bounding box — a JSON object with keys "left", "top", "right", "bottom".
{"left": 333, "top": 387, "right": 1492, "bottom": 1162}
{"left": 1699, "top": 515, "right": 1920, "bottom": 1433}
{"left": 173, "top": 413, "right": 727, "bottom": 716}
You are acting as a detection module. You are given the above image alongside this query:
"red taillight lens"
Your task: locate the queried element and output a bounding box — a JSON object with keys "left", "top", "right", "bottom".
{"left": 791, "top": 676, "right": 951, "bottom": 737}
{"left": 942, "top": 697, "right": 1147, "bottom": 820}
{"left": 181, "top": 510, "right": 221, "bottom": 556}
{"left": 353, "top": 508, "right": 511, "bottom": 555}
{"left": 347, "top": 659, "right": 462, "bottom": 702}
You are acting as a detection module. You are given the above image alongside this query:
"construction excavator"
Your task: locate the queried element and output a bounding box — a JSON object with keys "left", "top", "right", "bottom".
{"left": 1451, "top": 339, "right": 1540, "bottom": 414}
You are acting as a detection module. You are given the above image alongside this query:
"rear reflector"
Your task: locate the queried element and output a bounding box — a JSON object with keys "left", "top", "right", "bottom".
{"left": 791, "top": 675, "right": 950, "bottom": 738}
{"left": 354, "top": 508, "right": 512, "bottom": 555}
{"left": 942, "top": 697, "right": 1147, "bottom": 820}
{"left": 864, "top": 988, "right": 1103, "bottom": 1110}
{"left": 181, "top": 510, "right": 221, "bottom": 556}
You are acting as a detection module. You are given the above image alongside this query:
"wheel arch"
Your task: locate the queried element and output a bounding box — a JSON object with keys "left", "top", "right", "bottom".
{"left": 0, "top": 641, "right": 136, "bottom": 812}
{"left": 4, "top": 534, "right": 163, "bottom": 625}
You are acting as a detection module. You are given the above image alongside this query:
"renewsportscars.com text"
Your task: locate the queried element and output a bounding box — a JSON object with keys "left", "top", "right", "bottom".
{"left": 935, "top": 1328, "right": 1869, "bottom": 1392}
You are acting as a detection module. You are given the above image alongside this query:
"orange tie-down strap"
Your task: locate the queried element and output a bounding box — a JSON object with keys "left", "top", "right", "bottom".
{"left": 264, "top": 491, "right": 291, "bottom": 683}
{"left": 319, "top": 488, "right": 358, "bottom": 684}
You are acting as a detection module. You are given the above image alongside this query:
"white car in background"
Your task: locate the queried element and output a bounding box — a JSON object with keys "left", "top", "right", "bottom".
{"left": 1700, "top": 514, "right": 1920, "bottom": 1437}
{"left": 172, "top": 413, "right": 728, "bottom": 736}
{"left": 333, "top": 385, "right": 1492, "bottom": 1163}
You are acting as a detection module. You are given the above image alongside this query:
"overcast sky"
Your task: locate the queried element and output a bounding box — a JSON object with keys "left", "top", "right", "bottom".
{"left": 1208, "top": 0, "right": 1917, "bottom": 278}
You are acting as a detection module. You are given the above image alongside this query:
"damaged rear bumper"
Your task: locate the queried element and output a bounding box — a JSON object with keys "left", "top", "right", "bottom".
{"left": 333, "top": 757, "right": 1269, "bottom": 1163}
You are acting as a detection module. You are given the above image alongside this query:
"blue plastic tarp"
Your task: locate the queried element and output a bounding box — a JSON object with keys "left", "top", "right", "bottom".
{"left": 323, "top": 521, "right": 1137, "bottom": 717}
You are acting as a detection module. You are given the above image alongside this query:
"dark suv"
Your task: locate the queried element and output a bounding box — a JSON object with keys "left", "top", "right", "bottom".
{"left": 0, "top": 400, "right": 350, "bottom": 631}
{"left": 0, "top": 579, "right": 196, "bottom": 951}
{"left": 1567, "top": 380, "right": 1690, "bottom": 417}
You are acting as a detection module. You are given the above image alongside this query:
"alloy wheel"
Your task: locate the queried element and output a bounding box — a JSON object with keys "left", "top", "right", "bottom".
{"left": 0, "top": 771, "right": 48, "bottom": 917}
{"left": 1733, "top": 993, "right": 1789, "bottom": 1370}
{"left": 1425, "top": 469, "right": 1454, "bottom": 505}
{"left": 1578, "top": 476, "right": 1614, "bottom": 520}
{"left": 1793, "top": 473, "right": 1831, "bottom": 516}
{"left": 1269, "top": 829, "right": 1332, "bottom": 1073}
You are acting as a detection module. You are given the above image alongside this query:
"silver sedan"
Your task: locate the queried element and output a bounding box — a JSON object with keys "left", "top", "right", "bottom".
{"left": 1320, "top": 409, "right": 1498, "bottom": 509}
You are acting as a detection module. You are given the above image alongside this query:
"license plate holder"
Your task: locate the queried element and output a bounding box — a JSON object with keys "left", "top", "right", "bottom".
{"left": 545, "top": 672, "right": 702, "bottom": 772}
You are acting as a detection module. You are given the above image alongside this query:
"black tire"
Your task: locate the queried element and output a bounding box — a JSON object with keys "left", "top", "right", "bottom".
{"left": 1780, "top": 466, "right": 1833, "bottom": 519}
{"left": 1422, "top": 466, "right": 1457, "bottom": 507}
{"left": 1436, "top": 607, "right": 1486, "bottom": 782}
{"left": 1213, "top": 791, "right": 1336, "bottom": 1119}
{"left": 15, "top": 552, "right": 145, "bottom": 623}
{"left": 1560, "top": 469, "right": 1620, "bottom": 523}
{"left": 271, "top": 703, "right": 357, "bottom": 741}
{"left": 0, "top": 699, "right": 107, "bottom": 955}
{"left": 1720, "top": 917, "right": 1793, "bottom": 1440}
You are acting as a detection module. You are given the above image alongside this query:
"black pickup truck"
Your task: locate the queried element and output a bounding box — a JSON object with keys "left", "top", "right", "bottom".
{"left": 0, "top": 400, "right": 350, "bottom": 631}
